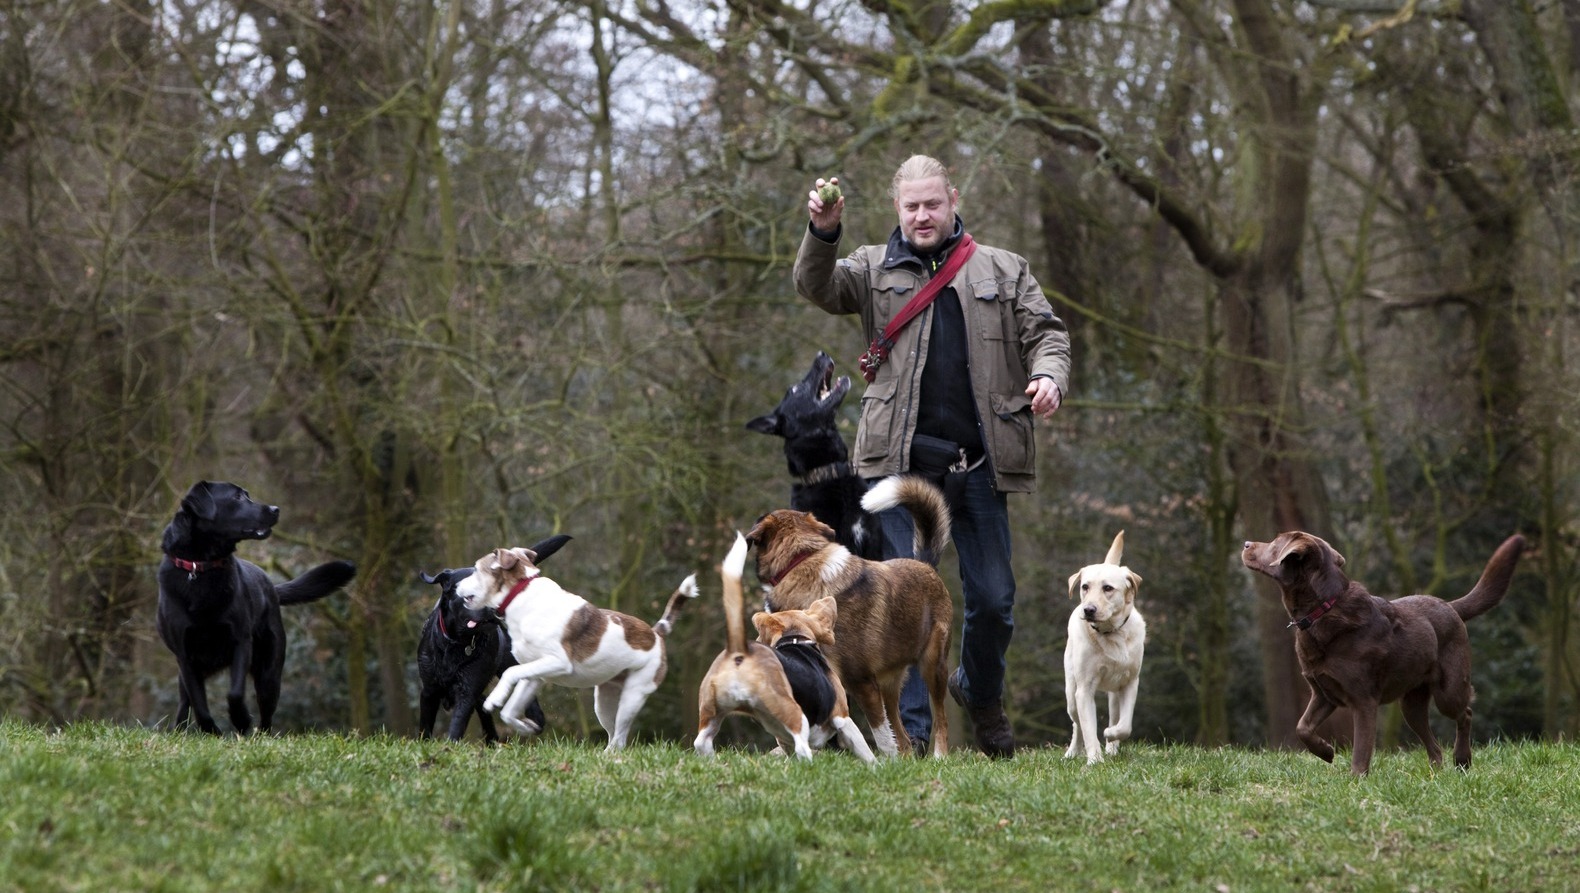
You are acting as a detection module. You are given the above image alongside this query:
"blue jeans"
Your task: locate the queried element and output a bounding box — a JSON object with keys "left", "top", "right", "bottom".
{"left": 869, "top": 463, "right": 1016, "bottom": 745}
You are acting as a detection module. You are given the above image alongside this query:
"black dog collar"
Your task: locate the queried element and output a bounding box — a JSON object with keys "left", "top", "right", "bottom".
{"left": 793, "top": 462, "right": 851, "bottom": 486}
{"left": 1289, "top": 595, "right": 1340, "bottom": 631}
{"left": 775, "top": 635, "right": 819, "bottom": 649}
{"left": 1089, "top": 611, "right": 1133, "bottom": 635}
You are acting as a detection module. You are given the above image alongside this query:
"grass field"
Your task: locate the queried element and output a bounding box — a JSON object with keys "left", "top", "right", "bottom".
{"left": 3, "top": 720, "right": 1577, "bottom": 892}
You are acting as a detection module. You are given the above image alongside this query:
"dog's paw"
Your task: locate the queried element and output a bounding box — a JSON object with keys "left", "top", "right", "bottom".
{"left": 502, "top": 715, "right": 541, "bottom": 736}
{"left": 1105, "top": 741, "right": 1120, "bottom": 756}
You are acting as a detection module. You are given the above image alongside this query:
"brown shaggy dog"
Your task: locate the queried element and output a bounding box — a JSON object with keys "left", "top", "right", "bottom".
{"left": 746, "top": 475, "right": 953, "bottom": 758}
{"left": 1242, "top": 531, "right": 1525, "bottom": 775}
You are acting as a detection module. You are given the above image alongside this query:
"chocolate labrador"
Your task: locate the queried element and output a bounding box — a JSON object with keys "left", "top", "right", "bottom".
{"left": 1241, "top": 531, "right": 1524, "bottom": 775}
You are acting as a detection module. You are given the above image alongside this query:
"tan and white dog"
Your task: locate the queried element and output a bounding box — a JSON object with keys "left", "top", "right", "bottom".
{"left": 1064, "top": 530, "right": 1146, "bottom": 764}
{"left": 455, "top": 545, "right": 697, "bottom": 751}
{"left": 694, "top": 533, "right": 874, "bottom": 762}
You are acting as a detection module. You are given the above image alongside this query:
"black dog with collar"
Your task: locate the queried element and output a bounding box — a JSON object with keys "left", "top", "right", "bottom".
{"left": 747, "top": 351, "right": 884, "bottom": 560}
{"left": 157, "top": 480, "right": 356, "bottom": 735}
{"left": 416, "top": 534, "right": 569, "bottom": 742}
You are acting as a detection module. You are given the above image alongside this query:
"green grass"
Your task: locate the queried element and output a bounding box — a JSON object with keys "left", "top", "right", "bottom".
{"left": 3, "top": 720, "right": 1578, "bottom": 892}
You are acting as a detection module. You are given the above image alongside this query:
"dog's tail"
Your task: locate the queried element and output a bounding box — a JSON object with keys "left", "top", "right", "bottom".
{"left": 1449, "top": 534, "right": 1526, "bottom": 622}
{"left": 525, "top": 533, "right": 573, "bottom": 565}
{"left": 860, "top": 475, "right": 952, "bottom": 565}
{"left": 653, "top": 572, "right": 700, "bottom": 638}
{"left": 277, "top": 559, "right": 357, "bottom": 606}
{"left": 720, "top": 532, "right": 749, "bottom": 655}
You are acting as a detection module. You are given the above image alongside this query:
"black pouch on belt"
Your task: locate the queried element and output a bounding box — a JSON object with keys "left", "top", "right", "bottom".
{"left": 910, "top": 434, "right": 963, "bottom": 480}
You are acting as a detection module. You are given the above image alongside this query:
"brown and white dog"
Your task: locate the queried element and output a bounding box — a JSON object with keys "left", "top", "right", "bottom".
{"left": 746, "top": 475, "right": 953, "bottom": 758}
{"left": 455, "top": 545, "right": 698, "bottom": 751}
{"left": 1242, "top": 531, "right": 1524, "bottom": 775}
{"left": 694, "top": 533, "right": 875, "bottom": 762}
{"left": 1064, "top": 530, "right": 1146, "bottom": 764}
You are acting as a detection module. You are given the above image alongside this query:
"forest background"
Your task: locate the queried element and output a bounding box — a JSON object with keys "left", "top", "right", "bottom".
{"left": 2, "top": 0, "right": 1577, "bottom": 751}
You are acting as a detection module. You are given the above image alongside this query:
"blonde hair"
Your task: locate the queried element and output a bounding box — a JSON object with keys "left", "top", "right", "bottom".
{"left": 889, "top": 155, "right": 955, "bottom": 199}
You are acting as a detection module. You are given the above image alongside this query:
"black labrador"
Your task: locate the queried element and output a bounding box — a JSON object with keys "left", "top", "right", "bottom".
{"left": 157, "top": 480, "right": 356, "bottom": 735}
{"left": 417, "top": 533, "right": 571, "bottom": 742}
{"left": 746, "top": 351, "right": 884, "bottom": 560}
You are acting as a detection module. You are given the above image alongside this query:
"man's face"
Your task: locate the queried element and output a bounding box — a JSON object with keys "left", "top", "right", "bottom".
{"left": 893, "top": 176, "right": 957, "bottom": 253}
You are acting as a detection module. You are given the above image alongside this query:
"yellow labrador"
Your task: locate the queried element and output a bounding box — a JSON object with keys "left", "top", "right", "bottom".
{"left": 1064, "top": 531, "right": 1146, "bottom": 764}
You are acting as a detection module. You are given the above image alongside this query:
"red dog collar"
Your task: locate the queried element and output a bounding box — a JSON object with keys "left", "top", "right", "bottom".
{"left": 168, "top": 555, "right": 230, "bottom": 577}
{"left": 765, "top": 551, "right": 815, "bottom": 587}
{"left": 1289, "top": 595, "right": 1339, "bottom": 631}
{"left": 495, "top": 575, "right": 539, "bottom": 617}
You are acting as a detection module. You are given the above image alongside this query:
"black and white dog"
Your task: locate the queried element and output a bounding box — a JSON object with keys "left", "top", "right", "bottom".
{"left": 746, "top": 351, "right": 883, "bottom": 560}
{"left": 157, "top": 480, "right": 356, "bottom": 735}
{"left": 417, "top": 534, "right": 570, "bottom": 742}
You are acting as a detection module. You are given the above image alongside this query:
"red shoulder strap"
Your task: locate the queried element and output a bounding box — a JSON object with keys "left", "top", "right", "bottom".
{"left": 859, "top": 234, "right": 977, "bottom": 382}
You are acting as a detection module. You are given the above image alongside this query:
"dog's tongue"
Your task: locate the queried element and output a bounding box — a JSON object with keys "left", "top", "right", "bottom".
{"left": 466, "top": 620, "right": 478, "bottom": 629}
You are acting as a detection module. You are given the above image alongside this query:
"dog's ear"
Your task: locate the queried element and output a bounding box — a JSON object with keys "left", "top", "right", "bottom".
{"left": 1270, "top": 535, "right": 1309, "bottom": 569}
{"left": 808, "top": 597, "right": 838, "bottom": 643}
{"left": 744, "top": 413, "right": 781, "bottom": 436}
{"left": 419, "top": 570, "right": 441, "bottom": 585}
{"left": 181, "top": 481, "right": 219, "bottom": 520}
{"left": 491, "top": 548, "right": 518, "bottom": 571}
{"left": 1126, "top": 570, "right": 1143, "bottom": 602}
{"left": 1275, "top": 533, "right": 1343, "bottom": 571}
{"left": 752, "top": 611, "right": 783, "bottom": 644}
{"left": 745, "top": 515, "right": 771, "bottom": 547}
{"left": 1067, "top": 570, "right": 1083, "bottom": 600}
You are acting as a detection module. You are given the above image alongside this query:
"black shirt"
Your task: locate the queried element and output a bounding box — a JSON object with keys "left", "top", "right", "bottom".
{"left": 884, "top": 217, "right": 983, "bottom": 459}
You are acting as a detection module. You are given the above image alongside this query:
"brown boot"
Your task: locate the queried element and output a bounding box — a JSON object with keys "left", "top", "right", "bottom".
{"left": 949, "top": 668, "right": 1015, "bottom": 759}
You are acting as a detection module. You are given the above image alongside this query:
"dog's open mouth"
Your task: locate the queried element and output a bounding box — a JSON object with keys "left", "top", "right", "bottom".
{"left": 814, "top": 363, "right": 850, "bottom": 406}
{"left": 800, "top": 351, "right": 851, "bottom": 409}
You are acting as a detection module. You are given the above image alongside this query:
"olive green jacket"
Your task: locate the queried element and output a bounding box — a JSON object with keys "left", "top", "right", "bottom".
{"left": 793, "top": 225, "right": 1071, "bottom": 494}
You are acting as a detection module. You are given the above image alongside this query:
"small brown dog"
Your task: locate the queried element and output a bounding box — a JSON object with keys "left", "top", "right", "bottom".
{"left": 747, "top": 475, "right": 953, "bottom": 758}
{"left": 694, "top": 533, "right": 875, "bottom": 762}
{"left": 1242, "top": 531, "right": 1525, "bottom": 775}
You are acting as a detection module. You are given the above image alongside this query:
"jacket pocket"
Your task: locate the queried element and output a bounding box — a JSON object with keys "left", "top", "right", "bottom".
{"left": 988, "top": 392, "right": 1035, "bottom": 475}
{"left": 872, "top": 270, "right": 919, "bottom": 323}
{"left": 855, "top": 379, "right": 898, "bottom": 463}
{"left": 968, "top": 277, "right": 1018, "bottom": 342}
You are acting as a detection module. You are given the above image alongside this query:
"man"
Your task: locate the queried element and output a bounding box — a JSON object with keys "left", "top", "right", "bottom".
{"left": 792, "top": 155, "right": 1070, "bottom": 758}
